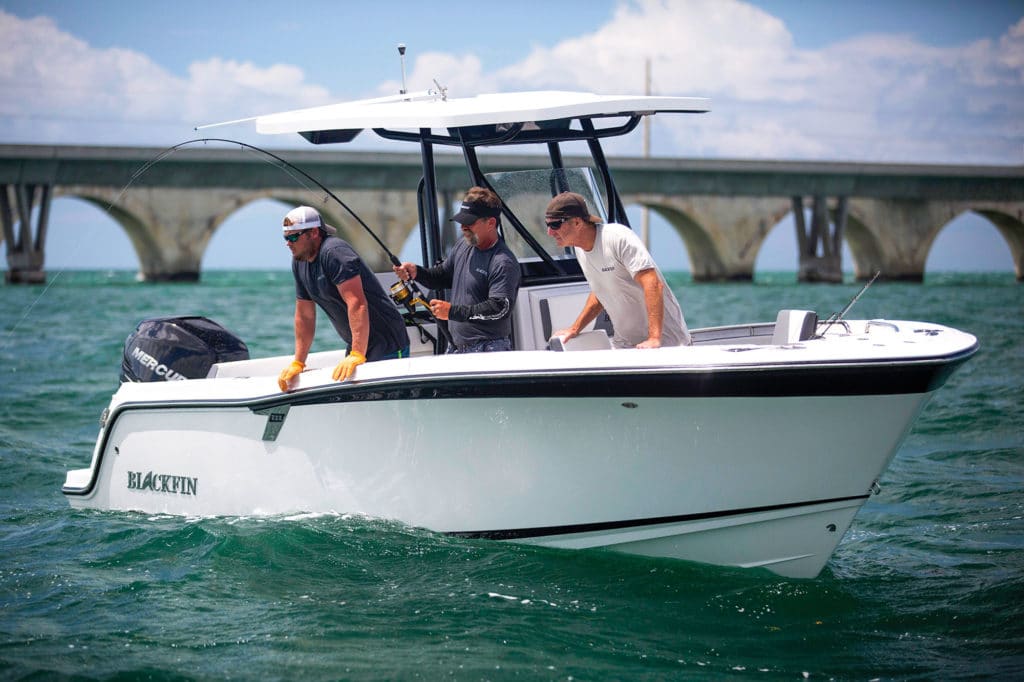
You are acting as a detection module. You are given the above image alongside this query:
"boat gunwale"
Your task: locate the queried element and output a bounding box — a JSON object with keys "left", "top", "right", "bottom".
{"left": 115, "top": 337, "right": 981, "bottom": 406}
{"left": 63, "top": 341, "right": 977, "bottom": 499}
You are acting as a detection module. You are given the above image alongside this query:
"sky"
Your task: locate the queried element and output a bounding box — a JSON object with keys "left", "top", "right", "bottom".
{"left": 1, "top": 0, "right": 1022, "bottom": 273}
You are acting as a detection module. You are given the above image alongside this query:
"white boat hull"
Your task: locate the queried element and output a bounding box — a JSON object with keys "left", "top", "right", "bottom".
{"left": 65, "top": 317, "right": 974, "bottom": 578}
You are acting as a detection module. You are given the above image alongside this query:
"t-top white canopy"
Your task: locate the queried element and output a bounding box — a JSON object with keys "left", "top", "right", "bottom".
{"left": 200, "top": 91, "right": 710, "bottom": 136}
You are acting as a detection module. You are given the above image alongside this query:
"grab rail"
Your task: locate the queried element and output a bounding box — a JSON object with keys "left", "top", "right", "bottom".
{"left": 818, "top": 320, "right": 850, "bottom": 335}
{"left": 865, "top": 320, "right": 900, "bottom": 333}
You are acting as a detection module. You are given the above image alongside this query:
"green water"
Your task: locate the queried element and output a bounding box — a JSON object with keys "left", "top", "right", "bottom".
{"left": 1, "top": 271, "right": 1022, "bottom": 680}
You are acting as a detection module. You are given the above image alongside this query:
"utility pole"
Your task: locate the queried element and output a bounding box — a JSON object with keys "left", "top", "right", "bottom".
{"left": 641, "top": 57, "right": 651, "bottom": 249}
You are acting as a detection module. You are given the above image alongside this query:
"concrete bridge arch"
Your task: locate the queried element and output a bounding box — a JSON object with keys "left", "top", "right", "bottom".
{"left": 627, "top": 194, "right": 878, "bottom": 281}
{"left": 969, "top": 206, "right": 1024, "bottom": 276}
{"left": 623, "top": 193, "right": 794, "bottom": 281}
{"left": 628, "top": 199, "right": 725, "bottom": 280}
{"left": 841, "top": 208, "right": 885, "bottom": 279}
{"left": 6, "top": 146, "right": 1024, "bottom": 283}
{"left": 624, "top": 193, "right": 1024, "bottom": 281}
{"left": 50, "top": 189, "right": 158, "bottom": 275}
{"left": 847, "top": 199, "right": 1024, "bottom": 280}
{"left": 49, "top": 186, "right": 423, "bottom": 279}
{"left": 209, "top": 189, "right": 423, "bottom": 271}
{"left": 37, "top": 187, "right": 1024, "bottom": 283}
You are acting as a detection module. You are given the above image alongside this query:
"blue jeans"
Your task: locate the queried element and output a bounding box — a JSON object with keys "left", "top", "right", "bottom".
{"left": 448, "top": 338, "right": 513, "bottom": 354}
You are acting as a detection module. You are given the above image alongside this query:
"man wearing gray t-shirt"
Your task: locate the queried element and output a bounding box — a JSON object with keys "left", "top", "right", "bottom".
{"left": 277, "top": 205, "right": 409, "bottom": 392}
{"left": 544, "top": 192, "right": 690, "bottom": 349}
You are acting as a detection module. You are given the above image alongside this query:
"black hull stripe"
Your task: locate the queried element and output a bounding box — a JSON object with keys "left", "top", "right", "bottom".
{"left": 288, "top": 352, "right": 976, "bottom": 408}
{"left": 447, "top": 494, "right": 870, "bottom": 541}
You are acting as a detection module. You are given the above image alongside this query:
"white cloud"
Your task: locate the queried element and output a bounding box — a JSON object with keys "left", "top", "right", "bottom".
{"left": 0, "top": 9, "right": 330, "bottom": 145}
{"left": 184, "top": 59, "right": 330, "bottom": 122}
{"left": 443, "top": 0, "right": 1023, "bottom": 163}
{"left": 999, "top": 18, "right": 1024, "bottom": 74}
{"left": 1, "top": 2, "right": 1022, "bottom": 163}
{"left": 495, "top": 0, "right": 812, "bottom": 101}
{"left": 378, "top": 51, "right": 490, "bottom": 98}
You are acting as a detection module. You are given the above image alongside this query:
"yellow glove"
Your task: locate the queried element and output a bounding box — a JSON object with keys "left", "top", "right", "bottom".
{"left": 332, "top": 350, "right": 366, "bottom": 382}
{"left": 277, "top": 360, "right": 305, "bottom": 392}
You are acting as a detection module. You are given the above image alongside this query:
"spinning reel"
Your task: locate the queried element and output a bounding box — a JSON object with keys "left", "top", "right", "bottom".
{"left": 389, "top": 278, "right": 454, "bottom": 349}
{"left": 389, "top": 279, "right": 430, "bottom": 312}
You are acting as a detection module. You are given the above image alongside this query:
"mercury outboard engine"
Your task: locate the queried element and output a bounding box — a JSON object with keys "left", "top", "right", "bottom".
{"left": 120, "top": 316, "right": 249, "bottom": 383}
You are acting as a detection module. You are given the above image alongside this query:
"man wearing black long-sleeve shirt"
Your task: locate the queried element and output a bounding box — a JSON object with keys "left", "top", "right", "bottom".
{"left": 393, "top": 187, "right": 521, "bottom": 353}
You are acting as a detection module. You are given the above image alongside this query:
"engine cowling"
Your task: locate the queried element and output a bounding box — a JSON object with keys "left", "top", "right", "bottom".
{"left": 120, "top": 316, "right": 249, "bottom": 383}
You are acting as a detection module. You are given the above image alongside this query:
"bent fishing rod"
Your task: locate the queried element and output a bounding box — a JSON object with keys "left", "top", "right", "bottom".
{"left": 133, "top": 138, "right": 403, "bottom": 263}
{"left": 131, "top": 138, "right": 454, "bottom": 347}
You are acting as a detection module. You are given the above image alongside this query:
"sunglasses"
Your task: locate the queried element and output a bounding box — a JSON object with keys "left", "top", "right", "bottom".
{"left": 283, "top": 232, "right": 306, "bottom": 243}
{"left": 546, "top": 218, "right": 567, "bottom": 230}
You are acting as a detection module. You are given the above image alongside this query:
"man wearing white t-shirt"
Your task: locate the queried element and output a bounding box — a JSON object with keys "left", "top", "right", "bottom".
{"left": 545, "top": 192, "right": 690, "bottom": 349}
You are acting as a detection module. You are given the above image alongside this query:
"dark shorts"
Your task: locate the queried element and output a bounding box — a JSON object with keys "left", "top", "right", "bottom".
{"left": 448, "top": 338, "right": 513, "bottom": 354}
{"left": 356, "top": 347, "right": 410, "bottom": 361}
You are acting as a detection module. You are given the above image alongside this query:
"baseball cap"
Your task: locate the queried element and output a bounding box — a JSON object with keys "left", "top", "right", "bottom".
{"left": 545, "top": 192, "right": 601, "bottom": 223}
{"left": 283, "top": 206, "right": 337, "bottom": 235}
{"left": 451, "top": 200, "right": 502, "bottom": 225}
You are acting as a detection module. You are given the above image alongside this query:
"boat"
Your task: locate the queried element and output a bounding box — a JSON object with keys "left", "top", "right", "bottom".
{"left": 62, "top": 88, "right": 978, "bottom": 578}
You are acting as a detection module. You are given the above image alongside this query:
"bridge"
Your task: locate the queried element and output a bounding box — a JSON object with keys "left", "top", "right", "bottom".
{"left": 2, "top": 144, "right": 1022, "bottom": 283}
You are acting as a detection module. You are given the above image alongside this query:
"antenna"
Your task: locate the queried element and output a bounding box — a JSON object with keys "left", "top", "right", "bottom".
{"left": 641, "top": 57, "right": 651, "bottom": 249}
{"left": 397, "top": 43, "right": 408, "bottom": 95}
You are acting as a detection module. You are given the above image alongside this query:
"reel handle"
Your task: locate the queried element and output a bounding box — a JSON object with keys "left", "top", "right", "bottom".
{"left": 388, "top": 279, "right": 455, "bottom": 349}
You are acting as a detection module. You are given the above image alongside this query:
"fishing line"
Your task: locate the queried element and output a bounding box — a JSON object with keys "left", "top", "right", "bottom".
{"left": 3, "top": 144, "right": 194, "bottom": 347}
{"left": 1, "top": 270, "right": 66, "bottom": 349}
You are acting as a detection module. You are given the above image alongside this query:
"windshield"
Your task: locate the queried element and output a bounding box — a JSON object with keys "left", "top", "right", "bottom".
{"left": 486, "top": 167, "right": 608, "bottom": 263}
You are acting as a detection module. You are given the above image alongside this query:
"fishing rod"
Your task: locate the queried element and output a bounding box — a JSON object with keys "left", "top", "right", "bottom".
{"left": 132, "top": 138, "right": 454, "bottom": 348}
{"left": 819, "top": 270, "right": 881, "bottom": 335}
{"left": 136, "top": 138, "right": 403, "bottom": 264}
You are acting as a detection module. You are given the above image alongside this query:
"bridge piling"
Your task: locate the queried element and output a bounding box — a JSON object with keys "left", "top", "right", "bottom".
{"left": 2, "top": 183, "right": 51, "bottom": 284}
{"left": 794, "top": 195, "right": 846, "bottom": 283}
